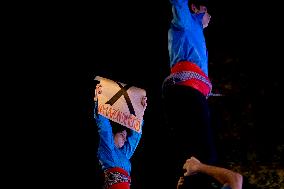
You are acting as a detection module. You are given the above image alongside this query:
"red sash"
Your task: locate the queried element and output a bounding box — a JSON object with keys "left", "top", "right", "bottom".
{"left": 171, "top": 61, "right": 211, "bottom": 97}
{"left": 104, "top": 167, "right": 131, "bottom": 189}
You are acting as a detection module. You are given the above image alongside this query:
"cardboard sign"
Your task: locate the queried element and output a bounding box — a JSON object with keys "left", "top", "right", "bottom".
{"left": 94, "top": 76, "right": 146, "bottom": 133}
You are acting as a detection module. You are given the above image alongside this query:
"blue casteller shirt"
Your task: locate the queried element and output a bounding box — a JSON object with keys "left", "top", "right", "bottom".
{"left": 94, "top": 102, "right": 143, "bottom": 175}
{"left": 169, "top": 0, "right": 208, "bottom": 76}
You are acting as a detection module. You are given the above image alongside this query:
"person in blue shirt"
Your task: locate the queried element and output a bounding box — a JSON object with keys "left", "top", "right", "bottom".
{"left": 177, "top": 156, "right": 243, "bottom": 189}
{"left": 94, "top": 84, "right": 147, "bottom": 189}
{"left": 162, "top": 0, "right": 218, "bottom": 188}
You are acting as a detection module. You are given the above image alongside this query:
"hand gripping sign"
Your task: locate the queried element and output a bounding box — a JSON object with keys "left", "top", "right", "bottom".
{"left": 94, "top": 76, "right": 147, "bottom": 133}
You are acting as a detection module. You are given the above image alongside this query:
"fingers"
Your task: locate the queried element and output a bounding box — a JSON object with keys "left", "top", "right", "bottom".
{"left": 94, "top": 84, "right": 102, "bottom": 101}
{"left": 178, "top": 176, "right": 184, "bottom": 183}
{"left": 190, "top": 156, "right": 201, "bottom": 163}
{"left": 96, "top": 84, "right": 102, "bottom": 94}
{"left": 141, "top": 96, "right": 147, "bottom": 109}
{"left": 177, "top": 176, "right": 184, "bottom": 188}
{"left": 184, "top": 172, "right": 189, "bottom": 177}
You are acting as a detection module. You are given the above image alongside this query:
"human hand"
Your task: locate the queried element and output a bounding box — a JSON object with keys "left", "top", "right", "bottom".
{"left": 183, "top": 156, "right": 202, "bottom": 176}
{"left": 176, "top": 176, "right": 184, "bottom": 189}
{"left": 94, "top": 84, "right": 102, "bottom": 101}
{"left": 141, "top": 96, "right": 147, "bottom": 110}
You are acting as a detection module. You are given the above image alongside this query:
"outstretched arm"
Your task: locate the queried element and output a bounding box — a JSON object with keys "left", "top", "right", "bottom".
{"left": 170, "top": 0, "right": 193, "bottom": 29}
{"left": 183, "top": 157, "right": 243, "bottom": 189}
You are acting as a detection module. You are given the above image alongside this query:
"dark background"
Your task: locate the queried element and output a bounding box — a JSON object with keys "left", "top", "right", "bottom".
{"left": 15, "top": 0, "right": 283, "bottom": 188}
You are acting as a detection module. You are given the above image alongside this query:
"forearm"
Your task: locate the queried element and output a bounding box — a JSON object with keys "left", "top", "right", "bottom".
{"left": 198, "top": 164, "right": 243, "bottom": 189}
{"left": 94, "top": 99, "right": 114, "bottom": 146}
{"left": 123, "top": 129, "right": 142, "bottom": 158}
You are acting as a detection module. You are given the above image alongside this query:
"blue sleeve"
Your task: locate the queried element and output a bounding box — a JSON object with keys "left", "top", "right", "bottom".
{"left": 94, "top": 101, "right": 114, "bottom": 151}
{"left": 121, "top": 120, "right": 144, "bottom": 159}
{"left": 170, "top": 0, "right": 193, "bottom": 29}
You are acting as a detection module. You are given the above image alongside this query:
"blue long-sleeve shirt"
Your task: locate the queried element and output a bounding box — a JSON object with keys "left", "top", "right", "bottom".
{"left": 94, "top": 102, "right": 143, "bottom": 175}
{"left": 169, "top": 0, "right": 208, "bottom": 75}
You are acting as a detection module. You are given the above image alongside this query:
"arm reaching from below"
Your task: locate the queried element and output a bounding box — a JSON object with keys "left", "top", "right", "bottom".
{"left": 183, "top": 157, "right": 243, "bottom": 189}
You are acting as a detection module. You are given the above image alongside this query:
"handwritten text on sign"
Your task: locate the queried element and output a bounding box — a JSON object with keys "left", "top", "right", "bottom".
{"left": 98, "top": 103, "right": 142, "bottom": 133}
{"left": 95, "top": 76, "right": 146, "bottom": 133}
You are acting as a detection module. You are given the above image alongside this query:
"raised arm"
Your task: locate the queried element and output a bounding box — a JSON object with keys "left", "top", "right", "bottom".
{"left": 170, "top": 0, "right": 193, "bottom": 29}
{"left": 122, "top": 96, "right": 147, "bottom": 159}
{"left": 93, "top": 83, "right": 102, "bottom": 119}
{"left": 94, "top": 84, "right": 115, "bottom": 150}
{"left": 183, "top": 157, "right": 243, "bottom": 189}
{"left": 121, "top": 121, "right": 143, "bottom": 159}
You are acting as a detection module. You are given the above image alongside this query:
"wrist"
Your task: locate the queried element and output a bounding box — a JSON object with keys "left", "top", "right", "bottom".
{"left": 197, "top": 163, "right": 205, "bottom": 173}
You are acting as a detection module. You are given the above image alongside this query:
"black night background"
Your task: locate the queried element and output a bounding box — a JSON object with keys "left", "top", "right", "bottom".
{"left": 16, "top": 0, "right": 284, "bottom": 188}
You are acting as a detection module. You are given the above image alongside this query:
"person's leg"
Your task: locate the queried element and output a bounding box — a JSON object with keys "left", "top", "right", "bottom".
{"left": 163, "top": 85, "right": 217, "bottom": 186}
